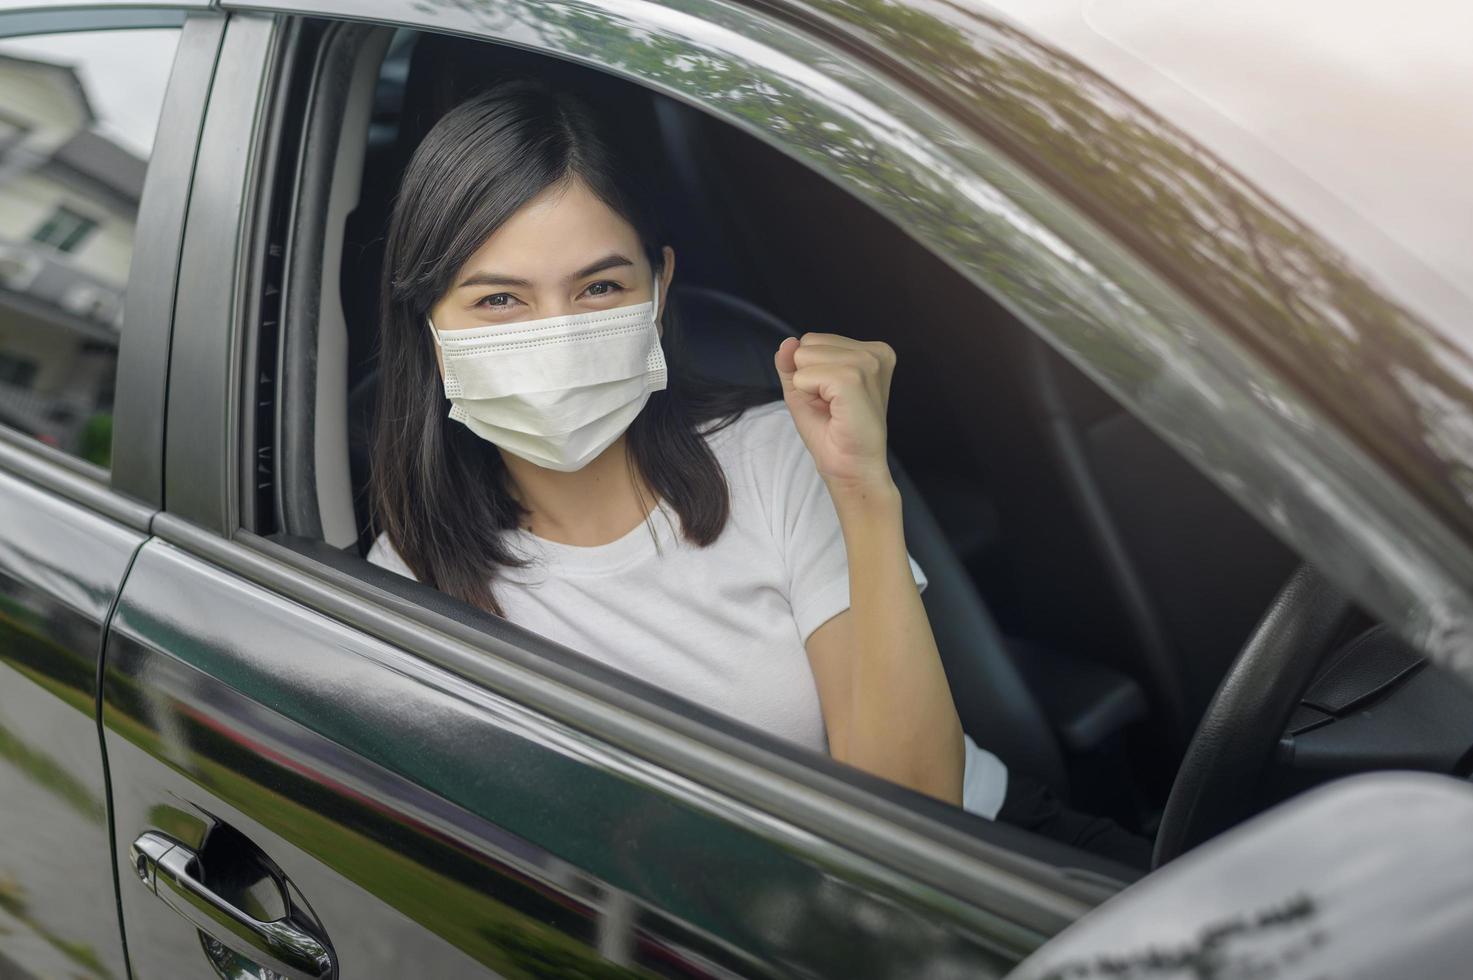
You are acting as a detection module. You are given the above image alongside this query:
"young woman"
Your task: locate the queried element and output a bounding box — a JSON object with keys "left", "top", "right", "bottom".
{"left": 366, "top": 77, "right": 1151, "bottom": 865}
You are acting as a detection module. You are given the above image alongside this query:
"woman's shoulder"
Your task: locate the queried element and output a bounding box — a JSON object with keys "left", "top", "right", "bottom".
{"left": 701, "top": 397, "right": 818, "bottom": 492}
{"left": 700, "top": 398, "right": 800, "bottom": 455}
{"left": 365, "top": 532, "right": 418, "bottom": 581}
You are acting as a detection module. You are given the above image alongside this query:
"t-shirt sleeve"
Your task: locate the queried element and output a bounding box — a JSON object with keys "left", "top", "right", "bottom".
{"left": 758, "top": 407, "right": 928, "bottom": 644}
{"left": 365, "top": 533, "right": 419, "bottom": 581}
{"left": 961, "top": 733, "right": 1008, "bottom": 820}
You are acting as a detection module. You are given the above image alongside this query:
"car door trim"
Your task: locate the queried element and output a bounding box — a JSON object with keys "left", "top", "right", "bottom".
{"left": 164, "top": 12, "right": 283, "bottom": 528}
{"left": 1, "top": 0, "right": 212, "bottom": 13}
{"left": 111, "top": 12, "right": 229, "bottom": 507}
{"left": 0, "top": 5, "right": 187, "bottom": 37}
{"left": 0, "top": 432, "right": 154, "bottom": 530}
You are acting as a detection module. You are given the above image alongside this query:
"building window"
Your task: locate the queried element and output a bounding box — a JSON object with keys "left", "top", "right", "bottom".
{"left": 32, "top": 205, "right": 99, "bottom": 254}
{"left": 0, "top": 351, "right": 39, "bottom": 389}
{"left": 0, "top": 111, "right": 29, "bottom": 155}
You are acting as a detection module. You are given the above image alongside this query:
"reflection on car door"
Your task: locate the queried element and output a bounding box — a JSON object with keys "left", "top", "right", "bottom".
{"left": 0, "top": 467, "right": 146, "bottom": 980}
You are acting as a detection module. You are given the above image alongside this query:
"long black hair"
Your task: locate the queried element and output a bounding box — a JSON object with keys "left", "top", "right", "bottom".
{"left": 371, "top": 76, "right": 769, "bottom": 616}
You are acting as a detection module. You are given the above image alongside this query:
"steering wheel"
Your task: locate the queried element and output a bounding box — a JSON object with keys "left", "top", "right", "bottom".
{"left": 1152, "top": 563, "right": 1360, "bottom": 867}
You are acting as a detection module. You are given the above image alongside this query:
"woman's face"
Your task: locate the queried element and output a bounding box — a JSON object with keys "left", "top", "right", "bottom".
{"left": 428, "top": 178, "right": 674, "bottom": 372}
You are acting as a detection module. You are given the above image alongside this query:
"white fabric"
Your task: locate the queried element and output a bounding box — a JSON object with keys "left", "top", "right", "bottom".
{"left": 367, "top": 399, "right": 1009, "bottom": 818}
{"left": 963, "top": 729, "right": 1009, "bottom": 820}
{"left": 429, "top": 270, "right": 667, "bottom": 471}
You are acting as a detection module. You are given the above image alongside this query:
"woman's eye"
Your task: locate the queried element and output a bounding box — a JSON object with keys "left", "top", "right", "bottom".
{"left": 471, "top": 282, "right": 623, "bottom": 311}
{"left": 583, "top": 280, "right": 624, "bottom": 298}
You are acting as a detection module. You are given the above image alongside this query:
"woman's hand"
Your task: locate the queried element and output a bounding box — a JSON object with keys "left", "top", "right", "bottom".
{"left": 775, "top": 333, "right": 897, "bottom": 499}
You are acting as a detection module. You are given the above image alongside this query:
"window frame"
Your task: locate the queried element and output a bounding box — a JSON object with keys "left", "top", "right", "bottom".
{"left": 0, "top": 5, "right": 218, "bottom": 520}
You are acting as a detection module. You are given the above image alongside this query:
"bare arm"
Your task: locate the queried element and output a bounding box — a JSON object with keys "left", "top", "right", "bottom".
{"left": 777, "top": 334, "right": 963, "bottom": 804}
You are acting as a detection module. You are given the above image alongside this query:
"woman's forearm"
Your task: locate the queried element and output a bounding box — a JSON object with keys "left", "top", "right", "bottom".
{"left": 831, "top": 478, "right": 964, "bottom": 804}
{"left": 772, "top": 332, "right": 962, "bottom": 803}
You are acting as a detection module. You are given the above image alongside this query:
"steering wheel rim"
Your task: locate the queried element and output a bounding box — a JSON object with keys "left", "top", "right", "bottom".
{"left": 1152, "top": 563, "right": 1359, "bottom": 867}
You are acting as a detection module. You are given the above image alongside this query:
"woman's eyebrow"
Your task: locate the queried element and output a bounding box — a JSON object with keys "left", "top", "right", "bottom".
{"left": 569, "top": 253, "right": 635, "bottom": 280}
{"left": 455, "top": 253, "right": 635, "bottom": 290}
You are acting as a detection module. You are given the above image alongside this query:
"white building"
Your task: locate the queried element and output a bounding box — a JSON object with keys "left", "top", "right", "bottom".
{"left": 0, "top": 49, "right": 146, "bottom": 463}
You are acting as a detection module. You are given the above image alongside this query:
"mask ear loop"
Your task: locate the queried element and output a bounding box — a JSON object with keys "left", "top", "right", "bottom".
{"left": 651, "top": 269, "right": 662, "bottom": 330}
{"left": 427, "top": 314, "right": 462, "bottom": 402}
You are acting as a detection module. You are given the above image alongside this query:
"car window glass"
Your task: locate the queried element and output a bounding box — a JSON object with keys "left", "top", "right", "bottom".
{"left": 0, "top": 27, "right": 180, "bottom": 468}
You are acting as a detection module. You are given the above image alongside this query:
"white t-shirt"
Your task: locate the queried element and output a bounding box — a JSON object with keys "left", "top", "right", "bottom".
{"left": 367, "top": 399, "right": 1007, "bottom": 818}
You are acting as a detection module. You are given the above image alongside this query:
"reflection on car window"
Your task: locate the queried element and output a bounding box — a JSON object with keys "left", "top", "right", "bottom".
{"left": 0, "top": 28, "right": 180, "bottom": 468}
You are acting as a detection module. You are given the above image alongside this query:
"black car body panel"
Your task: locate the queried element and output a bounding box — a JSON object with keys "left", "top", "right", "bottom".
{"left": 0, "top": 465, "right": 144, "bottom": 979}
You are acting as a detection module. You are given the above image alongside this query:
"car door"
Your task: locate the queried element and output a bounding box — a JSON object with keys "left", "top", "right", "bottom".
{"left": 0, "top": 5, "right": 217, "bottom": 977}
{"left": 96, "top": 9, "right": 1148, "bottom": 980}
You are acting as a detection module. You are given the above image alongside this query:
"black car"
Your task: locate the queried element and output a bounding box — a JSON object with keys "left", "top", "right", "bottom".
{"left": 2, "top": 0, "right": 1472, "bottom": 977}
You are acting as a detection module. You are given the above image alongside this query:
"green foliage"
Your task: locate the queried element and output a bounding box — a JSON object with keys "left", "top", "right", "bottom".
{"left": 79, "top": 411, "right": 113, "bottom": 469}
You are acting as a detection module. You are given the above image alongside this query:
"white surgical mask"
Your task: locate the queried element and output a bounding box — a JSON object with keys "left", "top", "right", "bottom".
{"left": 428, "top": 271, "right": 667, "bottom": 472}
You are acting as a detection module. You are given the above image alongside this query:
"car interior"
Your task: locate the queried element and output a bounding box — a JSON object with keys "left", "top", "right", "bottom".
{"left": 253, "top": 21, "right": 1472, "bottom": 868}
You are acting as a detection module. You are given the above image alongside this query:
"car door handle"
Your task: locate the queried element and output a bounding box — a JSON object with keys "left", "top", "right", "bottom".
{"left": 131, "top": 832, "right": 335, "bottom": 980}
